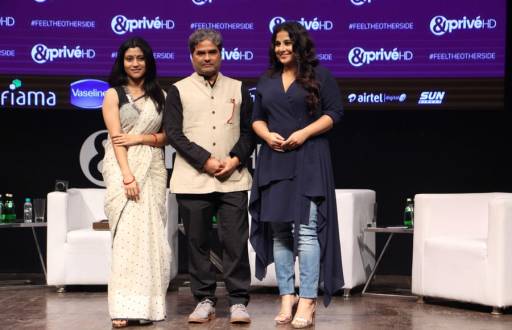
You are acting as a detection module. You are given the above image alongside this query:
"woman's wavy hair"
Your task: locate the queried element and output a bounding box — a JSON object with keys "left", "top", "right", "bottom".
{"left": 268, "top": 21, "right": 320, "bottom": 115}
{"left": 108, "top": 37, "right": 165, "bottom": 113}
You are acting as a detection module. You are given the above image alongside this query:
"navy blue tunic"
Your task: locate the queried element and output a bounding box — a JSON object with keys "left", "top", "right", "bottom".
{"left": 249, "top": 65, "right": 344, "bottom": 306}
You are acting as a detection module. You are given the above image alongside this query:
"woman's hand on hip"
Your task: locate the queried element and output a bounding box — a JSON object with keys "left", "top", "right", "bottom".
{"left": 112, "top": 134, "right": 143, "bottom": 147}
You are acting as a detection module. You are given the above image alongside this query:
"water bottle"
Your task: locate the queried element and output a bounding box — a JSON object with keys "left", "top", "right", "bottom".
{"left": 403, "top": 198, "right": 414, "bottom": 228}
{"left": 4, "top": 193, "right": 16, "bottom": 223}
{"left": 24, "top": 198, "right": 33, "bottom": 223}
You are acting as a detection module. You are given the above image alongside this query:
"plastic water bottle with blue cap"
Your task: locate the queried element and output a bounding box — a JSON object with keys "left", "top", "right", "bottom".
{"left": 24, "top": 198, "right": 33, "bottom": 223}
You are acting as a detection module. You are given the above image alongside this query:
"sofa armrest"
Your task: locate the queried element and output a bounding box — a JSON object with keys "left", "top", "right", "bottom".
{"left": 166, "top": 192, "right": 179, "bottom": 280}
{"left": 47, "top": 191, "right": 69, "bottom": 285}
{"left": 47, "top": 191, "right": 69, "bottom": 246}
{"left": 335, "top": 189, "right": 376, "bottom": 288}
{"left": 486, "top": 197, "right": 512, "bottom": 306}
{"left": 166, "top": 192, "right": 179, "bottom": 229}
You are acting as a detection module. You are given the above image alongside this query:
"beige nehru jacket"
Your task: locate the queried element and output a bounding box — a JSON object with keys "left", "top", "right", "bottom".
{"left": 170, "top": 72, "right": 252, "bottom": 194}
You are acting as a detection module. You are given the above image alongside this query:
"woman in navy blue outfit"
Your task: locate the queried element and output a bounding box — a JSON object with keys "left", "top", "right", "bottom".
{"left": 249, "top": 21, "right": 344, "bottom": 328}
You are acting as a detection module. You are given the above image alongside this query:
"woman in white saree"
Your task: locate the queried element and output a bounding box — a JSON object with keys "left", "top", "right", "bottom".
{"left": 101, "top": 37, "right": 170, "bottom": 328}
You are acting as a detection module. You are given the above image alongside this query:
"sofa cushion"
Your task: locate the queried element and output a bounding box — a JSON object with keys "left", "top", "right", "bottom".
{"left": 67, "top": 228, "right": 111, "bottom": 245}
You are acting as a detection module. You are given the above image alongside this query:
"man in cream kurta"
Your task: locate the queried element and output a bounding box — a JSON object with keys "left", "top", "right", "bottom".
{"left": 163, "top": 29, "right": 255, "bottom": 324}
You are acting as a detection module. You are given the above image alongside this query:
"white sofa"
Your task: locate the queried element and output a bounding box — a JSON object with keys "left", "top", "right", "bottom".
{"left": 412, "top": 193, "right": 512, "bottom": 313}
{"left": 248, "top": 189, "right": 376, "bottom": 296}
{"left": 47, "top": 188, "right": 178, "bottom": 287}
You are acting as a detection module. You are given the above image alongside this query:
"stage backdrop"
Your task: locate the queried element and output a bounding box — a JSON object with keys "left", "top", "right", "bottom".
{"left": 0, "top": 0, "right": 507, "bottom": 110}
{"left": 0, "top": 0, "right": 511, "bottom": 277}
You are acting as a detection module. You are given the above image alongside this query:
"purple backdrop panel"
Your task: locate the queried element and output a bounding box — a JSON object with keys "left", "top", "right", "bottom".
{"left": 0, "top": 0, "right": 506, "bottom": 78}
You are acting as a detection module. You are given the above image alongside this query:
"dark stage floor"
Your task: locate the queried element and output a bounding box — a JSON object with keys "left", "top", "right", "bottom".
{"left": 1, "top": 284, "right": 512, "bottom": 330}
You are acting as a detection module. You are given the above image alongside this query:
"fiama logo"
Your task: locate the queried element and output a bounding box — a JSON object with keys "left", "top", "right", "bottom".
{"left": 418, "top": 91, "right": 445, "bottom": 105}
{"left": 1, "top": 79, "right": 56, "bottom": 107}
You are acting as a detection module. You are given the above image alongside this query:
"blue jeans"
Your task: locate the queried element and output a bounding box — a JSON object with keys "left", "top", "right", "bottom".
{"left": 271, "top": 201, "right": 319, "bottom": 298}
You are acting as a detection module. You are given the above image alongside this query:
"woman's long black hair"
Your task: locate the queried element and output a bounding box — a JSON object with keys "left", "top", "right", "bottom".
{"left": 268, "top": 21, "right": 320, "bottom": 115}
{"left": 108, "top": 37, "right": 165, "bottom": 113}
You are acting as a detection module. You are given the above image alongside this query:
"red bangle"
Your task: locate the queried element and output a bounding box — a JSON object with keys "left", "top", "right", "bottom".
{"left": 123, "top": 176, "right": 135, "bottom": 185}
{"left": 151, "top": 133, "right": 157, "bottom": 146}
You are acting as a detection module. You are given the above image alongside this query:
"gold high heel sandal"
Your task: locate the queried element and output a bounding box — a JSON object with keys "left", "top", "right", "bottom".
{"left": 112, "top": 319, "right": 128, "bottom": 328}
{"left": 274, "top": 295, "right": 299, "bottom": 325}
{"left": 291, "top": 299, "right": 316, "bottom": 329}
{"left": 111, "top": 319, "right": 152, "bottom": 328}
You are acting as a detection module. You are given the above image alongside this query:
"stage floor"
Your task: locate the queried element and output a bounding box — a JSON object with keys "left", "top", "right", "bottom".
{"left": 1, "top": 285, "right": 511, "bottom": 329}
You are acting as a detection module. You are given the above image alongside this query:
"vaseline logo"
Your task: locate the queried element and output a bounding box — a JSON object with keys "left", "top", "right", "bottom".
{"left": 351, "top": 0, "right": 372, "bottom": 6}
{"left": 221, "top": 48, "right": 254, "bottom": 61}
{"left": 31, "top": 43, "right": 96, "bottom": 64}
{"left": 269, "top": 16, "right": 333, "bottom": 33}
{"left": 192, "top": 0, "right": 212, "bottom": 5}
{"left": 111, "top": 15, "right": 175, "bottom": 35}
{"left": 348, "top": 47, "right": 413, "bottom": 67}
{"left": 430, "top": 15, "right": 497, "bottom": 36}
{"left": 0, "top": 79, "right": 56, "bottom": 107}
{"left": 70, "top": 79, "right": 109, "bottom": 109}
